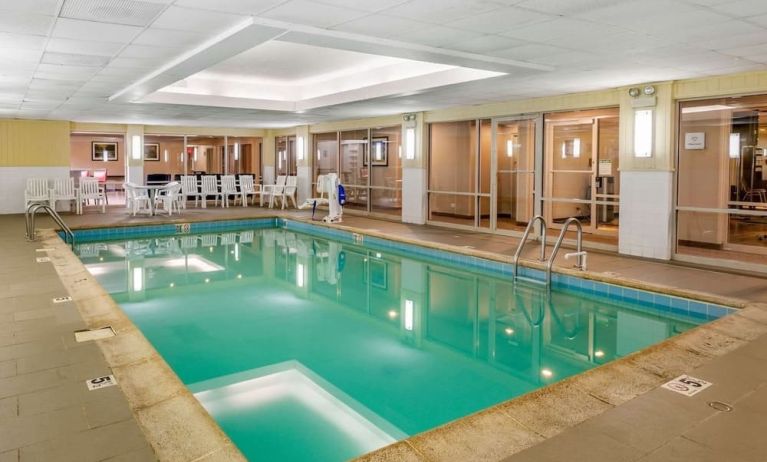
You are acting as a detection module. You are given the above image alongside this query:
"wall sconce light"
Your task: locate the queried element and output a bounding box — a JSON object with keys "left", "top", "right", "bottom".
{"left": 405, "top": 127, "right": 415, "bottom": 160}
{"left": 296, "top": 263, "right": 305, "bottom": 288}
{"left": 404, "top": 299, "right": 414, "bottom": 331}
{"left": 193, "top": 147, "right": 198, "bottom": 162}
{"left": 163, "top": 149, "right": 168, "bottom": 162}
{"left": 729, "top": 133, "right": 740, "bottom": 158}
{"left": 506, "top": 139, "right": 513, "bottom": 158}
{"left": 634, "top": 109, "right": 653, "bottom": 158}
{"left": 296, "top": 136, "right": 305, "bottom": 161}
{"left": 233, "top": 143, "right": 239, "bottom": 161}
{"left": 131, "top": 135, "right": 141, "bottom": 160}
{"left": 132, "top": 267, "right": 143, "bottom": 292}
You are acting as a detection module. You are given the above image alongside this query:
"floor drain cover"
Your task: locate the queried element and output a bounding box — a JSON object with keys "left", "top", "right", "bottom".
{"left": 74, "top": 326, "right": 115, "bottom": 342}
{"left": 36, "top": 257, "right": 50, "bottom": 263}
{"left": 708, "top": 401, "right": 733, "bottom": 412}
{"left": 52, "top": 296, "right": 72, "bottom": 304}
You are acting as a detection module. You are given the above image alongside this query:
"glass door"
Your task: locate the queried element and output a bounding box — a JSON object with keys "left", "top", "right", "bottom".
{"left": 340, "top": 129, "right": 369, "bottom": 212}
{"left": 545, "top": 118, "right": 596, "bottom": 232}
{"left": 493, "top": 118, "right": 537, "bottom": 232}
{"left": 543, "top": 109, "right": 620, "bottom": 236}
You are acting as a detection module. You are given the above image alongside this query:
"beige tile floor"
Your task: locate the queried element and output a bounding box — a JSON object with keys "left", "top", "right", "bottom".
{"left": 5, "top": 204, "right": 767, "bottom": 462}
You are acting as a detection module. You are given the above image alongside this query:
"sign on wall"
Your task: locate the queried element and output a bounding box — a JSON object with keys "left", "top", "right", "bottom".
{"left": 684, "top": 132, "right": 706, "bottom": 150}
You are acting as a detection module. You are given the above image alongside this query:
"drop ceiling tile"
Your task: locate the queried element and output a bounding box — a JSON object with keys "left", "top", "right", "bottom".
{"left": 514, "top": 0, "right": 634, "bottom": 15}
{"left": 52, "top": 18, "right": 143, "bottom": 42}
{"left": 42, "top": 51, "right": 111, "bottom": 66}
{"left": 133, "top": 27, "right": 209, "bottom": 48}
{"left": 0, "top": 32, "right": 48, "bottom": 50}
{"left": 107, "top": 56, "right": 164, "bottom": 69}
{"left": 446, "top": 6, "right": 554, "bottom": 34}
{"left": 259, "top": 0, "right": 369, "bottom": 28}
{"left": 174, "top": 0, "right": 286, "bottom": 14}
{"left": 331, "top": 14, "right": 429, "bottom": 38}
{"left": 151, "top": 5, "right": 248, "bottom": 32}
{"left": 449, "top": 34, "right": 527, "bottom": 53}
{"left": 382, "top": 0, "right": 506, "bottom": 24}
{"left": 37, "top": 63, "right": 102, "bottom": 75}
{"left": 709, "top": 0, "right": 767, "bottom": 17}
{"left": 0, "top": 0, "right": 60, "bottom": 15}
{"left": 29, "top": 78, "right": 84, "bottom": 90}
{"left": 490, "top": 43, "right": 573, "bottom": 61}
{"left": 0, "top": 48, "right": 44, "bottom": 63}
{"left": 118, "top": 44, "right": 184, "bottom": 59}
{"left": 396, "top": 25, "right": 484, "bottom": 48}
{"left": 46, "top": 37, "right": 126, "bottom": 57}
{"left": 577, "top": 0, "right": 731, "bottom": 33}
{"left": 313, "top": 0, "right": 409, "bottom": 13}
{"left": 0, "top": 12, "right": 55, "bottom": 36}
{"left": 719, "top": 42, "right": 767, "bottom": 58}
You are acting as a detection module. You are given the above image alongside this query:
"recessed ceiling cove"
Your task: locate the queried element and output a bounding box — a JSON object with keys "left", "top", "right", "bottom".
{"left": 142, "top": 41, "right": 505, "bottom": 112}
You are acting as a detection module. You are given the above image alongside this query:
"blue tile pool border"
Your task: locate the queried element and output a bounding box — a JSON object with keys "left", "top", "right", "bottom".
{"left": 67, "top": 217, "right": 736, "bottom": 322}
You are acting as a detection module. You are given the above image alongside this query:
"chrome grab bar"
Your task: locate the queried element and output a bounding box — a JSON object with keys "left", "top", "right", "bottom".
{"left": 25, "top": 203, "right": 75, "bottom": 248}
{"left": 546, "top": 217, "right": 585, "bottom": 283}
{"left": 512, "top": 215, "right": 547, "bottom": 280}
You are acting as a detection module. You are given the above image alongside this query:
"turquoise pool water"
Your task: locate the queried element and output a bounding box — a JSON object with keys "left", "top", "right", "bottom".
{"left": 73, "top": 220, "right": 728, "bottom": 462}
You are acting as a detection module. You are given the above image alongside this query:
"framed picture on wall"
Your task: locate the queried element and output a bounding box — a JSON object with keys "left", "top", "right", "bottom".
{"left": 91, "top": 142, "right": 117, "bottom": 161}
{"left": 144, "top": 143, "right": 160, "bottom": 161}
{"left": 371, "top": 137, "right": 388, "bottom": 166}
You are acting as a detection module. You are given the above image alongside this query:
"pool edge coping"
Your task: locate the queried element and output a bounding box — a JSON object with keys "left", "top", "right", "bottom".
{"left": 45, "top": 214, "right": 767, "bottom": 462}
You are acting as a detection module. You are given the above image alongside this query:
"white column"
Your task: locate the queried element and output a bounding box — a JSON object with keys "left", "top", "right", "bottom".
{"left": 296, "top": 126, "right": 311, "bottom": 204}
{"left": 401, "top": 113, "right": 427, "bottom": 224}
{"left": 618, "top": 170, "right": 674, "bottom": 259}
{"left": 126, "top": 125, "right": 144, "bottom": 185}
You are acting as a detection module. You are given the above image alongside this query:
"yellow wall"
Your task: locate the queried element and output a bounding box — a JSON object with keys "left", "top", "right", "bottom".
{"left": 0, "top": 119, "right": 70, "bottom": 167}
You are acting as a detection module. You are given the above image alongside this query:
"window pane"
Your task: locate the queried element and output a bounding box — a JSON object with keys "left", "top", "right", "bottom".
{"left": 371, "top": 126, "right": 402, "bottom": 216}
{"left": 496, "top": 119, "right": 536, "bottom": 231}
{"left": 677, "top": 95, "right": 767, "bottom": 266}
{"left": 429, "top": 192, "right": 475, "bottom": 227}
{"left": 429, "top": 121, "right": 477, "bottom": 193}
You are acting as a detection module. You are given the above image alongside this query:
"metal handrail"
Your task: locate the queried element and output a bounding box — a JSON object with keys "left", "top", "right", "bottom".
{"left": 512, "top": 215, "right": 547, "bottom": 280}
{"left": 546, "top": 217, "right": 586, "bottom": 284}
{"left": 25, "top": 203, "right": 75, "bottom": 247}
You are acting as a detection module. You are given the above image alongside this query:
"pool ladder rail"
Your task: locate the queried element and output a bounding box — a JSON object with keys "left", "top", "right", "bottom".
{"left": 512, "top": 215, "right": 586, "bottom": 286}
{"left": 25, "top": 203, "right": 75, "bottom": 248}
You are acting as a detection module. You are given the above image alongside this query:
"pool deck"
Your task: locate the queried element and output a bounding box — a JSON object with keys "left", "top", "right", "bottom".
{"left": 2, "top": 206, "right": 766, "bottom": 462}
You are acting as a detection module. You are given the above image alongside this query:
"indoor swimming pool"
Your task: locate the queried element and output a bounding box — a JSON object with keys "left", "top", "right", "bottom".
{"left": 71, "top": 219, "right": 732, "bottom": 462}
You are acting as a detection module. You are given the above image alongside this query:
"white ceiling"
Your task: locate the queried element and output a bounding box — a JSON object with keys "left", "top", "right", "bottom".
{"left": 0, "top": 0, "right": 766, "bottom": 128}
{"left": 146, "top": 41, "right": 504, "bottom": 111}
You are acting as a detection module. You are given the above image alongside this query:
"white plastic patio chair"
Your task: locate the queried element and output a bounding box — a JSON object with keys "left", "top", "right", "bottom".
{"left": 24, "top": 178, "right": 51, "bottom": 210}
{"left": 280, "top": 176, "right": 298, "bottom": 209}
{"left": 180, "top": 175, "right": 203, "bottom": 208}
{"left": 154, "top": 182, "right": 182, "bottom": 216}
{"left": 125, "top": 183, "right": 151, "bottom": 216}
{"left": 262, "top": 175, "right": 286, "bottom": 208}
{"left": 239, "top": 175, "right": 260, "bottom": 207}
{"left": 200, "top": 175, "right": 222, "bottom": 208}
{"left": 239, "top": 230, "right": 254, "bottom": 244}
{"left": 220, "top": 175, "right": 238, "bottom": 208}
{"left": 79, "top": 178, "right": 106, "bottom": 214}
{"left": 51, "top": 177, "right": 78, "bottom": 214}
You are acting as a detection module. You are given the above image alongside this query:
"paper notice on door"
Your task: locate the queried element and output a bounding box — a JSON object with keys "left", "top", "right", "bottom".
{"left": 598, "top": 159, "right": 613, "bottom": 176}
